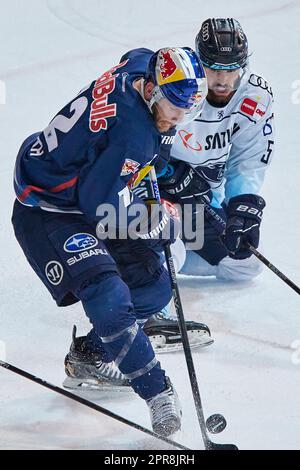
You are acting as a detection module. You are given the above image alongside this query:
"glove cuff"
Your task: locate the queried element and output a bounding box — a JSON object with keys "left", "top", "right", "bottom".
{"left": 227, "top": 194, "right": 266, "bottom": 221}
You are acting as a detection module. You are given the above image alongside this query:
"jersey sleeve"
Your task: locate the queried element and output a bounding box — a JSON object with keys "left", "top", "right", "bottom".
{"left": 78, "top": 141, "right": 151, "bottom": 226}
{"left": 155, "top": 127, "right": 177, "bottom": 176}
{"left": 225, "top": 91, "right": 275, "bottom": 203}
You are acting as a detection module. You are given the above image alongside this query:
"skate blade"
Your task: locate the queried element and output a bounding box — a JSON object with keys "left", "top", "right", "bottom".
{"left": 150, "top": 331, "right": 214, "bottom": 354}
{"left": 63, "top": 376, "right": 132, "bottom": 393}
{"left": 153, "top": 418, "right": 182, "bottom": 437}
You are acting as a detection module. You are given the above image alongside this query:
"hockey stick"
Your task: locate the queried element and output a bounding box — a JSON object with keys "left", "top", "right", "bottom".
{"left": 245, "top": 243, "right": 300, "bottom": 295}
{"left": 148, "top": 167, "right": 238, "bottom": 451}
{"left": 203, "top": 203, "right": 300, "bottom": 296}
{"left": 0, "top": 360, "right": 189, "bottom": 450}
{"left": 189, "top": 165, "right": 300, "bottom": 295}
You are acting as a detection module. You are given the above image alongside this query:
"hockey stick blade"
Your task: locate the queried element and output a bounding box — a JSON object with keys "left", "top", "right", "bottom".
{"left": 208, "top": 442, "right": 239, "bottom": 451}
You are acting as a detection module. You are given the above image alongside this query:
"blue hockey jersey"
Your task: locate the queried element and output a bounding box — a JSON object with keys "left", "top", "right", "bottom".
{"left": 14, "top": 49, "right": 168, "bottom": 223}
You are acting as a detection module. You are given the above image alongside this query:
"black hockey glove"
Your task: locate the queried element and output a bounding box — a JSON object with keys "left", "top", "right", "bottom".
{"left": 158, "top": 160, "right": 212, "bottom": 205}
{"left": 223, "top": 194, "right": 266, "bottom": 260}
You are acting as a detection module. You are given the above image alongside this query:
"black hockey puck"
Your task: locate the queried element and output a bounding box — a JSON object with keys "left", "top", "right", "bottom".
{"left": 206, "top": 414, "right": 227, "bottom": 434}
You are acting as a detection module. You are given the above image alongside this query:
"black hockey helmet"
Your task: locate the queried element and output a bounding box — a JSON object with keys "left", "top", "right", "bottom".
{"left": 195, "top": 18, "right": 248, "bottom": 70}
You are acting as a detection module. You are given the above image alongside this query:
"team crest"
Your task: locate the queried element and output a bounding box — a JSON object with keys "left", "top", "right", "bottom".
{"left": 195, "top": 158, "right": 227, "bottom": 188}
{"left": 121, "top": 159, "right": 140, "bottom": 176}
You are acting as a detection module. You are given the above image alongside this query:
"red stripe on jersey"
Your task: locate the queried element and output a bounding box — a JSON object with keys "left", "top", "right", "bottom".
{"left": 19, "top": 176, "right": 79, "bottom": 202}
{"left": 50, "top": 176, "right": 79, "bottom": 193}
{"left": 19, "top": 185, "right": 45, "bottom": 202}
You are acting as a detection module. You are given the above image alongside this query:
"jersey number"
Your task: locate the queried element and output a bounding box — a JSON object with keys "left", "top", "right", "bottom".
{"left": 261, "top": 140, "right": 274, "bottom": 165}
{"left": 43, "top": 97, "right": 88, "bottom": 152}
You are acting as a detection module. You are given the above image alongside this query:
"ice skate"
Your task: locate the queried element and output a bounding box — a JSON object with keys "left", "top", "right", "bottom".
{"left": 63, "top": 326, "right": 131, "bottom": 393}
{"left": 144, "top": 313, "right": 214, "bottom": 353}
{"left": 146, "top": 377, "right": 182, "bottom": 437}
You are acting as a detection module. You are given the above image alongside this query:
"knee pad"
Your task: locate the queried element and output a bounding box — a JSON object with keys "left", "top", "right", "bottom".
{"left": 180, "top": 250, "right": 217, "bottom": 276}
{"left": 216, "top": 255, "right": 263, "bottom": 282}
{"left": 180, "top": 250, "right": 263, "bottom": 282}
{"left": 78, "top": 273, "right": 135, "bottom": 338}
{"left": 130, "top": 267, "right": 172, "bottom": 320}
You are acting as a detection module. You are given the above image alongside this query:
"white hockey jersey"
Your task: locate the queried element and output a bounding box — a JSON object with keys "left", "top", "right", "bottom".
{"left": 170, "top": 70, "right": 275, "bottom": 208}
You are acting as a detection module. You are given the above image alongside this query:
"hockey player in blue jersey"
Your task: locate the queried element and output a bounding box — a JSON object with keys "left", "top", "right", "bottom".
{"left": 12, "top": 47, "right": 208, "bottom": 436}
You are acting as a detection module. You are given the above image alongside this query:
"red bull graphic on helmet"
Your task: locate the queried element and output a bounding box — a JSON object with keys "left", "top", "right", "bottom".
{"left": 157, "top": 49, "right": 186, "bottom": 86}
{"left": 160, "top": 51, "right": 177, "bottom": 80}
{"left": 190, "top": 90, "right": 203, "bottom": 104}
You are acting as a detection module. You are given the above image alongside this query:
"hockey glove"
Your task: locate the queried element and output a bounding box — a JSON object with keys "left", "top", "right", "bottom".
{"left": 135, "top": 199, "right": 181, "bottom": 251}
{"left": 223, "top": 194, "right": 266, "bottom": 260}
{"left": 158, "top": 160, "right": 212, "bottom": 205}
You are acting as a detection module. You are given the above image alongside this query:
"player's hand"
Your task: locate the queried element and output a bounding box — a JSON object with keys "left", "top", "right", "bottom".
{"left": 136, "top": 199, "right": 181, "bottom": 250}
{"left": 158, "top": 160, "right": 212, "bottom": 205}
{"left": 223, "top": 194, "right": 266, "bottom": 259}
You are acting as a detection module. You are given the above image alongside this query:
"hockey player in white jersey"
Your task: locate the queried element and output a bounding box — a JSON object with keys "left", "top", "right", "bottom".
{"left": 157, "top": 18, "right": 274, "bottom": 284}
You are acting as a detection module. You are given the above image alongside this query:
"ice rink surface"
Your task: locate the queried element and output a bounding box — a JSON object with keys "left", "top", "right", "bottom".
{"left": 0, "top": 0, "right": 299, "bottom": 450}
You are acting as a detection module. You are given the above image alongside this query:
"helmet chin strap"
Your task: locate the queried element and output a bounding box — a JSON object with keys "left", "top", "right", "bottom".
{"left": 232, "top": 65, "right": 247, "bottom": 90}
{"left": 139, "top": 79, "right": 153, "bottom": 113}
{"left": 149, "top": 86, "right": 164, "bottom": 112}
{"left": 140, "top": 79, "right": 164, "bottom": 115}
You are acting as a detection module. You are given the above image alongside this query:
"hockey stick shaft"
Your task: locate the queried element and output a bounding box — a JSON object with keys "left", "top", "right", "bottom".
{"left": 149, "top": 168, "right": 237, "bottom": 451}
{"left": 0, "top": 360, "right": 189, "bottom": 450}
{"left": 164, "top": 244, "right": 212, "bottom": 450}
{"left": 246, "top": 243, "right": 300, "bottom": 295}
{"left": 203, "top": 203, "right": 300, "bottom": 295}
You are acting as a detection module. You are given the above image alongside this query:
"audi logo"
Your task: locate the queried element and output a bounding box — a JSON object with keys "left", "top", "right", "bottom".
{"left": 202, "top": 23, "right": 210, "bottom": 41}
{"left": 249, "top": 74, "right": 273, "bottom": 96}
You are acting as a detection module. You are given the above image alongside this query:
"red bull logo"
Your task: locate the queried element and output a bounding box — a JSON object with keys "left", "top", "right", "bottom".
{"left": 191, "top": 91, "right": 202, "bottom": 104}
{"left": 127, "top": 172, "right": 140, "bottom": 190}
{"left": 160, "top": 51, "right": 177, "bottom": 80}
{"left": 121, "top": 159, "right": 140, "bottom": 177}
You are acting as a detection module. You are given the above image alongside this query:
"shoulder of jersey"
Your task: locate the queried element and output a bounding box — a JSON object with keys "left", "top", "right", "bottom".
{"left": 237, "top": 71, "right": 274, "bottom": 122}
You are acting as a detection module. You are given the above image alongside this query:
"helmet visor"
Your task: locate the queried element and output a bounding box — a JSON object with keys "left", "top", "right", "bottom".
{"left": 204, "top": 65, "right": 247, "bottom": 94}
{"left": 151, "top": 80, "right": 207, "bottom": 126}
{"left": 154, "top": 91, "right": 205, "bottom": 127}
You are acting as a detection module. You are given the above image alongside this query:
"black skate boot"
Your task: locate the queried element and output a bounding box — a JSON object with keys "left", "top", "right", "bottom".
{"left": 63, "top": 326, "right": 131, "bottom": 393}
{"left": 146, "top": 377, "right": 182, "bottom": 437}
{"left": 144, "top": 313, "right": 214, "bottom": 353}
